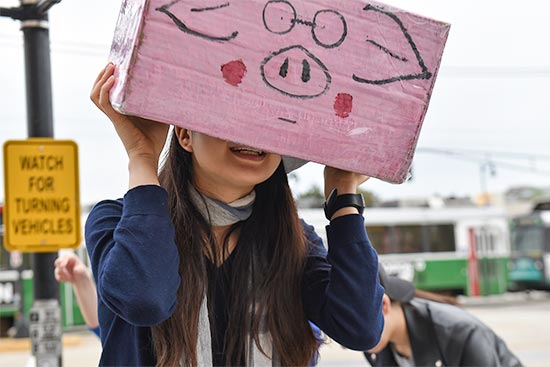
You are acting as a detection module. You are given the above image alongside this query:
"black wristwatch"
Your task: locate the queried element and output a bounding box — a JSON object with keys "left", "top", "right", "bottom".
{"left": 323, "top": 188, "right": 365, "bottom": 220}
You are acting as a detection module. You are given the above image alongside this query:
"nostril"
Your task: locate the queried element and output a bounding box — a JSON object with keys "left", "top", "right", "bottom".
{"left": 279, "top": 58, "right": 289, "bottom": 78}
{"left": 301, "top": 59, "right": 311, "bottom": 82}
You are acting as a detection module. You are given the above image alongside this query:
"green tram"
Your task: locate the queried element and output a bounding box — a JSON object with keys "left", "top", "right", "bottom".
{"left": 508, "top": 200, "right": 550, "bottom": 291}
{"left": 300, "top": 207, "right": 511, "bottom": 296}
{"left": 0, "top": 206, "right": 89, "bottom": 336}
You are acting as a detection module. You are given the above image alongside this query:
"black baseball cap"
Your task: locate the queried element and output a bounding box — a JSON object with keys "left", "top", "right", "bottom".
{"left": 378, "top": 265, "right": 415, "bottom": 303}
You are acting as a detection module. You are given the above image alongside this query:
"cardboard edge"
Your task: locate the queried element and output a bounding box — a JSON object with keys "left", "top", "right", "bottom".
{"left": 397, "top": 23, "right": 452, "bottom": 184}
{"left": 109, "top": 0, "right": 150, "bottom": 114}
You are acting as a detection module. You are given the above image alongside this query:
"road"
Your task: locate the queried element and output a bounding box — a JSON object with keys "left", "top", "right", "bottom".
{"left": 1, "top": 292, "right": 548, "bottom": 367}
{"left": 318, "top": 291, "right": 550, "bottom": 367}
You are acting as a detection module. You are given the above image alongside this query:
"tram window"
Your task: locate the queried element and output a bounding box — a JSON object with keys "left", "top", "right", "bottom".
{"left": 366, "top": 225, "right": 392, "bottom": 254}
{"left": 511, "top": 227, "right": 544, "bottom": 253}
{"left": 426, "top": 224, "right": 455, "bottom": 252}
{"left": 393, "top": 225, "right": 423, "bottom": 253}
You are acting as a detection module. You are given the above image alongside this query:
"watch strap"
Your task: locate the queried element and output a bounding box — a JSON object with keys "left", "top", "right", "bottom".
{"left": 324, "top": 189, "right": 365, "bottom": 220}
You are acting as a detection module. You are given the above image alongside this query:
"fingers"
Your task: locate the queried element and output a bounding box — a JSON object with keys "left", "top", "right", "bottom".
{"left": 54, "top": 262, "right": 72, "bottom": 283}
{"left": 54, "top": 253, "right": 78, "bottom": 283}
{"left": 324, "top": 166, "right": 369, "bottom": 184}
{"left": 324, "top": 166, "right": 370, "bottom": 196}
{"left": 93, "top": 62, "right": 111, "bottom": 85}
{"left": 90, "top": 63, "right": 111, "bottom": 101}
{"left": 65, "top": 255, "right": 76, "bottom": 273}
{"left": 90, "top": 63, "right": 116, "bottom": 113}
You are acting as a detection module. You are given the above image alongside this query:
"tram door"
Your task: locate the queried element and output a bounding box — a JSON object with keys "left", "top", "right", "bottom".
{"left": 474, "top": 226, "right": 506, "bottom": 295}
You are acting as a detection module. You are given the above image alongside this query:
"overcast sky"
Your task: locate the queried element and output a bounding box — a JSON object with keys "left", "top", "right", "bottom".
{"left": 1, "top": 0, "right": 549, "bottom": 205}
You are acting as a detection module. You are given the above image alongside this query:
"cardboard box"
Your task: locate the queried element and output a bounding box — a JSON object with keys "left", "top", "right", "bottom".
{"left": 109, "top": 0, "right": 450, "bottom": 183}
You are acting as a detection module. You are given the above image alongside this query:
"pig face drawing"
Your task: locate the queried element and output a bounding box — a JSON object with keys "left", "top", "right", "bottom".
{"left": 110, "top": 0, "right": 449, "bottom": 182}
{"left": 154, "top": 0, "right": 434, "bottom": 104}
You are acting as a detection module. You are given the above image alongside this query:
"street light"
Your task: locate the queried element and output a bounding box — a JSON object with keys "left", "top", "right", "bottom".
{"left": 36, "top": 0, "right": 61, "bottom": 14}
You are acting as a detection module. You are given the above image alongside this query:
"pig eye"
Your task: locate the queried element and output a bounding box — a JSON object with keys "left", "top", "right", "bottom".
{"left": 311, "top": 9, "right": 347, "bottom": 49}
{"left": 262, "top": 1, "right": 348, "bottom": 49}
{"left": 262, "top": 0, "right": 297, "bottom": 35}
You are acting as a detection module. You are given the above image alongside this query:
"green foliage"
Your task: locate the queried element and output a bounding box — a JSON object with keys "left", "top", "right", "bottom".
{"left": 358, "top": 189, "right": 379, "bottom": 208}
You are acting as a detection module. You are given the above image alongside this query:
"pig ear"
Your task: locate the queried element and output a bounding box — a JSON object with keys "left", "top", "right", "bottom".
{"left": 175, "top": 127, "right": 193, "bottom": 152}
{"left": 352, "top": 4, "right": 432, "bottom": 85}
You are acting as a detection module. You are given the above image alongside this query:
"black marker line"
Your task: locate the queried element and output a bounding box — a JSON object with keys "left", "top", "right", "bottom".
{"left": 292, "top": 17, "right": 314, "bottom": 27}
{"left": 156, "top": 5, "right": 238, "bottom": 42}
{"left": 364, "top": 4, "right": 429, "bottom": 73}
{"left": 262, "top": 0, "right": 296, "bottom": 35}
{"left": 311, "top": 9, "right": 347, "bottom": 49}
{"left": 301, "top": 59, "right": 311, "bottom": 82}
{"left": 365, "top": 38, "right": 408, "bottom": 62}
{"left": 352, "top": 4, "right": 432, "bottom": 85}
{"left": 352, "top": 71, "right": 431, "bottom": 85}
{"left": 278, "top": 117, "right": 297, "bottom": 124}
{"left": 191, "top": 2, "right": 230, "bottom": 12}
{"left": 260, "top": 45, "right": 332, "bottom": 99}
{"left": 279, "top": 58, "right": 289, "bottom": 78}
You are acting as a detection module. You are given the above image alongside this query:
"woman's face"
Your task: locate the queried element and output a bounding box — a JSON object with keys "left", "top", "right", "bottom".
{"left": 176, "top": 128, "right": 282, "bottom": 200}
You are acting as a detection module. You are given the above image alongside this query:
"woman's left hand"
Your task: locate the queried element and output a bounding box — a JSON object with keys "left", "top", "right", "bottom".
{"left": 324, "top": 166, "right": 369, "bottom": 197}
{"left": 323, "top": 167, "right": 369, "bottom": 220}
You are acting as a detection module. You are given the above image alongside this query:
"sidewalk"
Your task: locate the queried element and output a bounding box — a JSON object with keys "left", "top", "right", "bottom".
{"left": 1, "top": 292, "right": 548, "bottom": 367}
{"left": 0, "top": 331, "right": 101, "bottom": 367}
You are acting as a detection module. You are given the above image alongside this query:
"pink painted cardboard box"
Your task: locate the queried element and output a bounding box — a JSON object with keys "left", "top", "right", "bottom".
{"left": 109, "top": 0, "right": 450, "bottom": 183}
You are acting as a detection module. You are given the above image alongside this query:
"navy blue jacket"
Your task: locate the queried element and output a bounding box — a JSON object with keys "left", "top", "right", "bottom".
{"left": 85, "top": 185, "right": 384, "bottom": 366}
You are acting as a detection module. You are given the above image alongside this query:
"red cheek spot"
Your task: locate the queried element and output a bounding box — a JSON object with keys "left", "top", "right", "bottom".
{"left": 334, "top": 93, "right": 353, "bottom": 118}
{"left": 221, "top": 59, "right": 247, "bottom": 86}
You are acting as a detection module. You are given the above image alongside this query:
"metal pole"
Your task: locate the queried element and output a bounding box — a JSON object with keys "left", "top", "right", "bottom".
{"left": 20, "top": 1, "right": 62, "bottom": 365}
{"left": 479, "top": 162, "right": 488, "bottom": 206}
{"left": 22, "top": 12, "right": 54, "bottom": 138}
{"left": 20, "top": 0, "right": 59, "bottom": 304}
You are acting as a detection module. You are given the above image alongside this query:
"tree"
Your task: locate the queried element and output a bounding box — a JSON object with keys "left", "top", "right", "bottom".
{"left": 296, "top": 185, "right": 324, "bottom": 208}
{"left": 358, "top": 189, "right": 380, "bottom": 207}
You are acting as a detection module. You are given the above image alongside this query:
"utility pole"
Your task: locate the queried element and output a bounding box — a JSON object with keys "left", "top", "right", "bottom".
{"left": 1, "top": 1, "right": 63, "bottom": 366}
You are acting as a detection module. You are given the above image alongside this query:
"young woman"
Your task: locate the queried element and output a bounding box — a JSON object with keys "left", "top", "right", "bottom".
{"left": 86, "top": 62, "right": 384, "bottom": 366}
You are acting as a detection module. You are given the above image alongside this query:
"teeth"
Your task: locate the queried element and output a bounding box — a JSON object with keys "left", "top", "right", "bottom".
{"left": 231, "top": 147, "right": 264, "bottom": 155}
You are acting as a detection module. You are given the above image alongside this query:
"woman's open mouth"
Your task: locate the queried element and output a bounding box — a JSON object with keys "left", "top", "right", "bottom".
{"left": 230, "top": 147, "right": 265, "bottom": 157}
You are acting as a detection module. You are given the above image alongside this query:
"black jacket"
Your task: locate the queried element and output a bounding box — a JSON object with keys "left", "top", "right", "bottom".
{"left": 364, "top": 298, "right": 524, "bottom": 367}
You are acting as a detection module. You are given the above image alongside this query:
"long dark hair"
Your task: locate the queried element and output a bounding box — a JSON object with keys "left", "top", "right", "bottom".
{"left": 152, "top": 132, "right": 318, "bottom": 366}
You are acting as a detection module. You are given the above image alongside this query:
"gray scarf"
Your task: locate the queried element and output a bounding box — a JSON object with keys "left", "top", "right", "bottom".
{"left": 189, "top": 186, "right": 255, "bottom": 226}
{"left": 185, "top": 187, "right": 278, "bottom": 367}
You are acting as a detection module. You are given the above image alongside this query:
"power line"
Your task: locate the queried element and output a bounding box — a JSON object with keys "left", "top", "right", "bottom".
{"left": 0, "top": 33, "right": 110, "bottom": 56}
{"left": 417, "top": 147, "right": 550, "bottom": 175}
{"left": 418, "top": 147, "right": 550, "bottom": 161}
{"left": 441, "top": 66, "right": 550, "bottom": 78}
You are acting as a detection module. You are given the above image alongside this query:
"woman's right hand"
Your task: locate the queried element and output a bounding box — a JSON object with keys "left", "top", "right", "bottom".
{"left": 91, "top": 63, "right": 169, "bottom": 187}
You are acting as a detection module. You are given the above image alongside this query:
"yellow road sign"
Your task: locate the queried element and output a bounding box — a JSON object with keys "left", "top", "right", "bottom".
{"left": 3, "top": 139, "right": 81, "bottom": 252}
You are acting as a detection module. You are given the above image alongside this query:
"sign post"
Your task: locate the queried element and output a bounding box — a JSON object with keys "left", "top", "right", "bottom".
{"left": 29, "top": 300, "right": 63, "bottom": 366}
